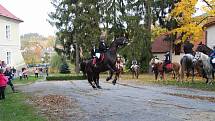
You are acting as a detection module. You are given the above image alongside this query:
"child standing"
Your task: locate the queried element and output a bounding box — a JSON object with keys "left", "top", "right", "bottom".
{"left": 0, "top": 68, "right": 8, "bottom": 100}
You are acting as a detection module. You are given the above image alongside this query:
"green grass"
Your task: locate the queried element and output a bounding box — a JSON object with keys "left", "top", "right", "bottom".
{"left": 13, "top": 76, "right": 43, "bottom": 85}
{"left": 103, "top": 73, "right": 215, "bottom": 91}
{"left": 163, "top": 80, "right": 215, "bottom": 91}
{"left": 0, "top": 88, "right": 46, "bottom": 121}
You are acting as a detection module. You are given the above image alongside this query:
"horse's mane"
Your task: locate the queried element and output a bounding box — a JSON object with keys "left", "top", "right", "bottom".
{"left": 196, "top": 44, "right": 213, "bottom": 55}
{"left": 109, "top": 37, "right": 126, "bottom": 49}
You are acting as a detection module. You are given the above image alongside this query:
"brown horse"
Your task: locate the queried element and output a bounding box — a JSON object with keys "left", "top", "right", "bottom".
{"left": 115, "top": 65, "right": 123, "bottom": 80}
{"left": 150, "top": 57, "right": 180, "bottom": 81}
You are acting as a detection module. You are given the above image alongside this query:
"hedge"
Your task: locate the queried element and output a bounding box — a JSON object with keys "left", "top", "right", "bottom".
{"left": 46, "top": 75, "right": 86, "bottom": 81}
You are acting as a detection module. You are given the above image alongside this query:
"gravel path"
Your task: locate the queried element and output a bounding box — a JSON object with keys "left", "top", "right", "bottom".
{"left": 17, "top": 80, "right": 215, "bottom": 121}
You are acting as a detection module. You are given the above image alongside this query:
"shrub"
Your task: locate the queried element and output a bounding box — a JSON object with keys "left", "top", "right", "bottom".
{"left": 59, "top": 62, "right": 70, "bottom": 74}
{"left": 46, "top": 75, "right": 86, "bottom": 81}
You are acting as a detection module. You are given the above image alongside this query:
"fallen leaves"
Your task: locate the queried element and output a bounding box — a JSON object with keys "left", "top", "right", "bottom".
{"left": 30, "top": 94, "right": 80, "bottom": 121}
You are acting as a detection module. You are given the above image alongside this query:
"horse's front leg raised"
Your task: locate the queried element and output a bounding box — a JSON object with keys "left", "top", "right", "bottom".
{"left": 106, "top": 71, "right": 113, "bottom": 81}
{"left": 109, "top": 65, "right": 118, "bottom": 85}
{"left": 106, "top": 64, "right": 116, "bottom": 81}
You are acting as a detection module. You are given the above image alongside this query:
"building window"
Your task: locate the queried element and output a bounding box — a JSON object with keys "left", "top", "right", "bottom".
{"left": 6, "top": 52, "right": 11, "bottom": 65}
{"left": 6, "top": 25, "right": 11, "bottom": 39}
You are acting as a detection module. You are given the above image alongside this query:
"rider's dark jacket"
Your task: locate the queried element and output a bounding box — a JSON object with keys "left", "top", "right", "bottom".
{"left": 210, "top": 50, "right": 215, "bottom": 58}
{"left": 164, "top": 53, "right": 171, "bottom": 64}
{"left": 183, "top": 42, "right": 194, "bottom": 54}
{"left": 99, "top": 41, "right": 108, "bottom": 53}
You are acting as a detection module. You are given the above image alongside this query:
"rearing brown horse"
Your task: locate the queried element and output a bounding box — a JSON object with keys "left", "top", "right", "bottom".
{"left": 80, "top": 37, "right": 128, "bottom": 89}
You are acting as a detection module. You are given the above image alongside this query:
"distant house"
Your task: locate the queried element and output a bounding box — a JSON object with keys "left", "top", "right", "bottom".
{"left": 151, "top": 16, "right": 215, "bottom": 63}
{"left": 0, "top": 4, "right": 25, "bottom": 68}
{"left": 204, "top": 17, "right": 215, "bottom": 49}
{"left": 151, "top": 33, "right": 205, "bottom": 63}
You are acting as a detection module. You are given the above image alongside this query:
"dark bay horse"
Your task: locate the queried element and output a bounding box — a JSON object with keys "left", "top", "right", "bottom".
{"left": 80, "top": 37, "right": 128, "bottom": 89}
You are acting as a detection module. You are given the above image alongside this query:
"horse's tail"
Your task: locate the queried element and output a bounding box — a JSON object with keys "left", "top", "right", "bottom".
{"left": 80, "top": 60, "right": 87, "bottom": 78}
{"left": 180, "top": 56, "right": 187, "bottom": 81}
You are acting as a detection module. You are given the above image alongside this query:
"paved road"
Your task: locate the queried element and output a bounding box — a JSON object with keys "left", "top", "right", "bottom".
{"left": 19, "top": 80, "right": 215, "bottom": 121}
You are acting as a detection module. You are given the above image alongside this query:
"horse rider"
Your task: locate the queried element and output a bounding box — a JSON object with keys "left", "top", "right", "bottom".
{"left": 93, "top": 33, "right": 109, "bottom": 67}
{"left": 131, "top": 59, "right": 138, "bottom": 69}
{"left": 116, "top": 55, "right": 123, "bottom": 69}
{"left": 92, "top": 44, "right": 99, "bottom": 65}
{"left": 163, "top": 51, "right": 171, "bottom": 72}
{"left": 210, "top": 46, "right": 215, "bottom": 69}
{"left": 183, "top": 40, "right": 194, "bottom": 55}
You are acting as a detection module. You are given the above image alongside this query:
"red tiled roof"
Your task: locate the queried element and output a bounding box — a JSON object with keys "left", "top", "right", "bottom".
{"left": 151, "top": 34, "right": 171, "bottom": 53}
{"left": 0, "top": 4, "right": 23, "bottom": 22}
{"left": 151, "top": 33, "right": 206, "bottom": 53}
{"left": 203, "top": 17, "right": 215, "bottom": 28}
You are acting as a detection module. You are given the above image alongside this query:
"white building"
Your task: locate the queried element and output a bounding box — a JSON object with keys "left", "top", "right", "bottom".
{"left": 0, "top": 4, "right": 25, "bottom": 68}
{"left": 204, "top": 17, "right": 215, "bottom": 49}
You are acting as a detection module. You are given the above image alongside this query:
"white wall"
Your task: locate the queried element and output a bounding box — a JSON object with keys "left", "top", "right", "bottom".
{"left": 206, "top": 25, "right": 215, "bottom": 49}
{"left": 0, "top": 16, "right": 25, "bottom": 68}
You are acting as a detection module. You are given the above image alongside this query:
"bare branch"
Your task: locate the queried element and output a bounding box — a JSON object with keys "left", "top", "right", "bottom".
{"left": 202, "top": 0, "right": 213, "bottom": 9}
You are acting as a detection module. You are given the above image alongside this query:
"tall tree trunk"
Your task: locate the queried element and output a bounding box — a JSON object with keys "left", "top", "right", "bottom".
{"left": 75, "top": 43, "right": 80, "bottom": 73}
{"left": 143, "top": 0, "right": 152, "bottom": 72}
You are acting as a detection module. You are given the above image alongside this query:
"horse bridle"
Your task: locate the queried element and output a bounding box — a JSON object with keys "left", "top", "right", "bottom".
{"left": 194, "top": 52, "right": 201, "bottom": 62}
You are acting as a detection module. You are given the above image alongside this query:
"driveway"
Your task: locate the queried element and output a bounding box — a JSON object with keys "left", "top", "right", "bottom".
{"left": 18, "top": 80, "right": 215, "bottom": 121}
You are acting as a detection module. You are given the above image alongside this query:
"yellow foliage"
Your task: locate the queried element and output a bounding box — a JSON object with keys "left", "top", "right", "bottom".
{"left": 152, "top": 26, "right": 167, "bottom": 41}
{"left": 168, "top": 0, "right": 214, "bottom": 43}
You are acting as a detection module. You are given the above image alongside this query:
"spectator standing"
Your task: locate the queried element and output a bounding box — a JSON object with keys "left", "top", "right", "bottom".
{"left": 45, "top": 67, "right": 49, "bottom": 77}
{"left": 34, "top": 68, "right": 39, "bottom": 78}
{"left": 0, "top": 68, "right": 8, "bottom": 100}
{"left": 11, "top": 67, "right": 16, "bottom": 78}
{"left": 23, "top": 68, "right": 28, "bottom": 80}
{"left": 39, "top": 68, "right": 43, "bottom": 77}
{"left": 4, "top": 66, "right": 16, "bottom": 93}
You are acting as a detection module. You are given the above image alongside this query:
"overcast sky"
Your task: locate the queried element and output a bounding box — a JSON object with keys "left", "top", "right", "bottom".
{"left": 0, "top": 0, "right": 205, "bottom": 37}
{"left": 0, "top": 0, "right": 56, "bottom": 37}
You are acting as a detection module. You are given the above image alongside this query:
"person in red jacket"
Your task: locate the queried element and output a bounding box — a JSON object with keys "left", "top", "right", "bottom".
{"left": 0, "top": 68, "right": 8, "bottom": 100}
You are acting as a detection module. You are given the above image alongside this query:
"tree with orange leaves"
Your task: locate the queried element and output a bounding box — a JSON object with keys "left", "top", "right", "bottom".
{"left": 169, "top": 0, "right": 215, "bottom": 43}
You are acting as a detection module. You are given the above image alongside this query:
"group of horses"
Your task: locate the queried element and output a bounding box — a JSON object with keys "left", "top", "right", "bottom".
{"left": 150, "top": 44, "right": 215, "bottom": 84}
{"left": 80, "top": 37, "right": 214, "bottom": 89}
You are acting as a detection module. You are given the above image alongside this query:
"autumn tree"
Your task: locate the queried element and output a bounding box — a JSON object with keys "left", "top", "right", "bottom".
{"left": 169, "top": 0, "right": 215, "bottom": 43}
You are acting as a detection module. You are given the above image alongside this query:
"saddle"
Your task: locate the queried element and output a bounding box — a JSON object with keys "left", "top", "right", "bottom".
{"left": 165, "top": 63, "right": 173, "bottom": 70}
{"left": 92, "top": 53, "right": 105, "bottom": 65}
